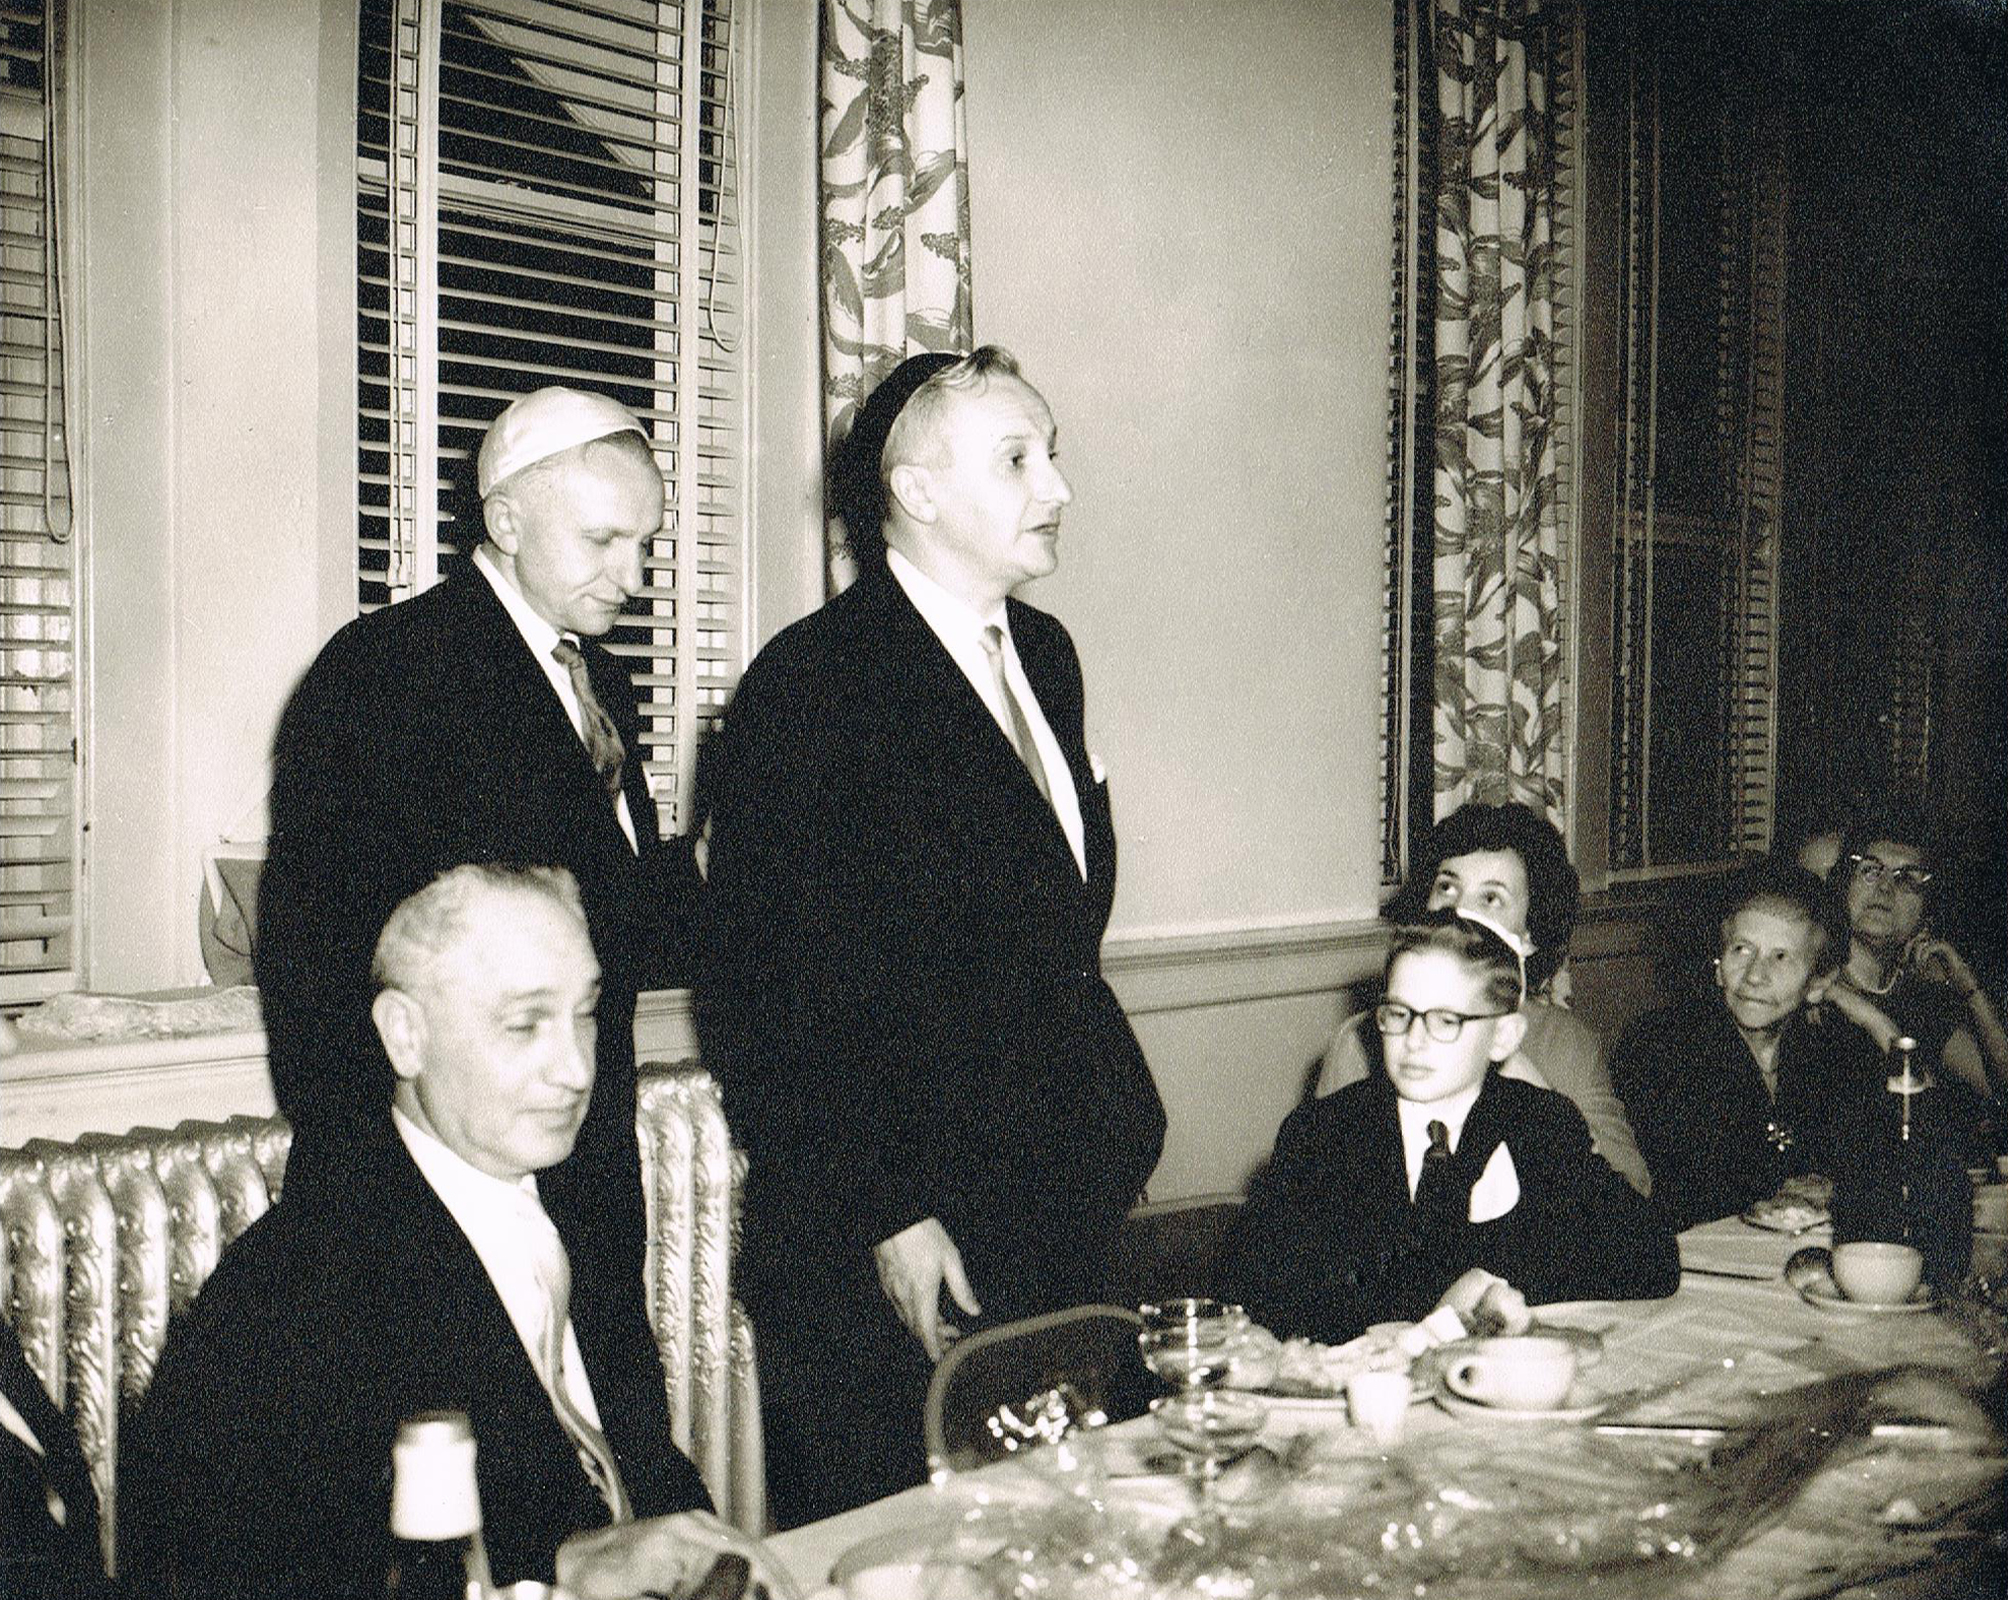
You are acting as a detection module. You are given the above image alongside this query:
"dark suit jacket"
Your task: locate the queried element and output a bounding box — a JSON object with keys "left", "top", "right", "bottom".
{"left": 1, "top": 1317, "right": 108, "bottom": 1599}
{"left": 1611, "top": 1000, "right": 1972, "bottom": 1280}
{"left": 117, "top": 1117, "right": 709, "bottom": 1600}
{"left": 695, "top": 570, "right": 1166, "bottom": 1324}
{"left": 1609, "top": 1001, "right": 1887, "bottom": 1233}
{"left": 255, "top": 564, "right": 700, "bottom": 1279}
{"left": 1224, "top": 1072, "right": 1679, "bottom": 1344}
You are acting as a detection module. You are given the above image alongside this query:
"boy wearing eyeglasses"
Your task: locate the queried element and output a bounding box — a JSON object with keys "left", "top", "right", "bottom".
{"left": 1224, "top": 909, "right": 1677, "bottom": 1345}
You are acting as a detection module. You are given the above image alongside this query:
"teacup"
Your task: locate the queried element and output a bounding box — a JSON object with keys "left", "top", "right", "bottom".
{"left": 1973, "top": 1186, "right": 2008, "bottom": 1236}
{"left": 1830, "top": 1241, "right": 1923, "bottom": 1304}
{"left": 1442, "top": 1335, "right": 1577, "bottom": 1411}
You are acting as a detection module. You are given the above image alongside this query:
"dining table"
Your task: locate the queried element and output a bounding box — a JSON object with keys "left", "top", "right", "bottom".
{"left": 764, "top": 1209, "right": 2008, "bottom": 1600}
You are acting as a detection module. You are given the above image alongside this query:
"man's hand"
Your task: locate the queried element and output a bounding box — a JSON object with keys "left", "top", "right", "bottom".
{"left": 873, "top": 1216, "right": 980, "bottom": 1361}
{"left": 556, "top": 1509, "right": 797, "bottom": 1600}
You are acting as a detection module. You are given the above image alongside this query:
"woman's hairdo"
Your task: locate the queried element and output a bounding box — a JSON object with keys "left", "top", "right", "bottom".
{"left": 1388, "top": 802, "right": 1580, "bottom": 989}
{"left": 1826, "top": 803, "right": 1942, "bottom": 915}
{"left": 1386, "top": 907, "right": 1527, "bottom": 1013}
{"left": 1719, "top": 855, "right": 1851, "bottom": 975}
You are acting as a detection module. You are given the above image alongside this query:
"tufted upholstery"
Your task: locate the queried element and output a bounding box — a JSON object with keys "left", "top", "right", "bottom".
{"left": 0, "top": 1059, "right": 763, "bottom": 1569}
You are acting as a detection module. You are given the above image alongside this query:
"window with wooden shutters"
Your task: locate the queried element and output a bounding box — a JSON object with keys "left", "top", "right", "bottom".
{"left": 0, "top": 0, "right": 74, "bottom": 1000}
{"left": 356, "top": 0, "right": 741, "bottom": 836}
{"left": 1606, "top": 4, "right": 1783, "bottom": 874}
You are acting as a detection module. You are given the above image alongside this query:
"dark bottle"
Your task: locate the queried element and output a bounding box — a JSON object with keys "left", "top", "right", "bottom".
{"left": 385, "top": 1411, "right": 495, "bottom": 1600}
{"left": 1835, "top": 1038, "right": 1973, "bottom": 1288}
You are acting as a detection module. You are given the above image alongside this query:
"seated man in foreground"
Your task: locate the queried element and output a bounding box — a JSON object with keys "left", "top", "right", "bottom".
{"left": 1227, "top": 910, "right": 1678, "bottom": 1345}
{"left": 120, "top": 864, "right": 711, "bottom": 1599}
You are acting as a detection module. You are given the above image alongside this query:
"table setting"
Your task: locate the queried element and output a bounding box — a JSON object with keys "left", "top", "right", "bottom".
{"left": 769, "top": 1225, "right": 2008, "bottom": 1600}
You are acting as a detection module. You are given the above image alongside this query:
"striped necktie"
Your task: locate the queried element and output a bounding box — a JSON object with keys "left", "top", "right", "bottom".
{"left": 551, "top": 638, "right": 626, "bottom": 800}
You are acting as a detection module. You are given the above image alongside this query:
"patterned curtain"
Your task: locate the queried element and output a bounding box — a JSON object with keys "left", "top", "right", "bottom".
{"left": 819, "top": 0, "right": 973, "bottom": 590}
{"left": 1429, "top": 0, "right": 1570, "bottom": 823}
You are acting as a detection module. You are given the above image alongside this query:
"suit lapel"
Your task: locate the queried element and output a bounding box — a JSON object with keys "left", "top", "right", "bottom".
{"left": 452, "top": 572, "right": 643, "bottom": 857}
{"left": 874, "top": 578, "right": 1083, "bottom": 884}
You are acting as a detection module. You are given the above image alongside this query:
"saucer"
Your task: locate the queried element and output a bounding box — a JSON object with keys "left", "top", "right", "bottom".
{"left": 1434, "top": 1388, "right": 1601, "bottom": 1424}
{"left": 1796, "top": 1279, "right": 1932, "bottom": 1316}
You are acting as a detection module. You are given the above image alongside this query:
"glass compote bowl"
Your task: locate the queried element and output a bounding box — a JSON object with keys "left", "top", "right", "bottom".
{"left": 1138, "top": 1298, "right": 1249, "bottom": 1397}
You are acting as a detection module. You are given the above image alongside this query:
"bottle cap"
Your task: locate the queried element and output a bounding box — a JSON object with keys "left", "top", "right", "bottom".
{"left": 390, "top": 1411, "right": 484, "bottom": 1541}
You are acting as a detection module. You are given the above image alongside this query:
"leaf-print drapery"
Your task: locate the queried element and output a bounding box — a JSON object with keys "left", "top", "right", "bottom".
{"left": 1430, "top": 0, "right": 1569, "bottom": 824}
{"left": 819, "top": 0, "right": 972, "bottom": 590}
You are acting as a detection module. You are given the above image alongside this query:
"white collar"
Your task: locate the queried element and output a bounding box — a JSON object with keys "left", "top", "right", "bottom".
{"left": 393, "top": 1102, "right": 541, "bottom": 1217}
{"left": 474, "top": 543, "right": 570, "bottom": 661}
{"left": 1396, "top": 1080, "right": 1485, "bottom": 1148}
{"left": 887, "top": 546, "right": 1009, "bottom": 645}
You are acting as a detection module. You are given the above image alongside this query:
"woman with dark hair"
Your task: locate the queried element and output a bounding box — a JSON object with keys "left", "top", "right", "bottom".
{"left": 1821, "top": 808, "right": 2006, "bottom": 1120}
{"left": 1315, "top": 803, "right": 1652, "bottom": 1194}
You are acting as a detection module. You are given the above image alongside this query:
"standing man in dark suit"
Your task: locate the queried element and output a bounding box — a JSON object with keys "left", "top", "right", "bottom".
{"left": 697, "top": 347, "right": 1167, "bottom": 1526}
{"left": 256, "top": 389, "right": 699, "bottom": 1291}
{"left": 123, "top": 865, "right": 713, "bottom": 1599}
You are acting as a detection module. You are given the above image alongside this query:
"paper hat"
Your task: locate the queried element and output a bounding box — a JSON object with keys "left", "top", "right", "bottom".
{"left": 477, "top": 387, "right": 648, "bottom": 497}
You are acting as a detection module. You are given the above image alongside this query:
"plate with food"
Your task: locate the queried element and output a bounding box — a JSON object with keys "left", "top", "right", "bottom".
{"left": 1224, "top": 1313, "right": 1463, "bottom": 1413}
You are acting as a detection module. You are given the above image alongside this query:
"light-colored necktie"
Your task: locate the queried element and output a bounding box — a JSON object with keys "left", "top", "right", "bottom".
{"left": 551, "top": 638, "right": 626, "bottom": 800}
{"left": 523, "top": 1209, "right": 633, "bottom": 1522}
{"left": 979, "top": 625, "right": 1053, "bottom": 808}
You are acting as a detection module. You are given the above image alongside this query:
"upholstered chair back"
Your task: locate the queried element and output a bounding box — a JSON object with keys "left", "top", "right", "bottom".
{"left": 0, "top": 1058, "right": 762, "bottom": 1571}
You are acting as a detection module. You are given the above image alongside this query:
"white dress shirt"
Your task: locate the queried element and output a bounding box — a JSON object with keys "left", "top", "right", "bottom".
{"left": 472, "top": 545, "right": 638, "bottom": 853}
{"left": 1395, "top": 1084, "right": 1521, "bottom": 1220}
{"left": 393, "top": 1107, "right": 608, "bottom": 1432}
{"left": 1396, "top": 1085, "right": 1485, "bottom": 1199}
{"left": 886, "top": 548, "right": 1087, "bottom": 878}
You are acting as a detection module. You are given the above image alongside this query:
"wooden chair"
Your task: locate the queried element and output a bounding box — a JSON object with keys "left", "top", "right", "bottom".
{"left": 0, "top": 1058, "right": 764, "bottom": 1572}
{"left": 922, "top": 1303, "right": 1153, "bottom": 1477}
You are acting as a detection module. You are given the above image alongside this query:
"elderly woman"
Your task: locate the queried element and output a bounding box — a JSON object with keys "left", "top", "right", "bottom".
{"left": 1316, "top": 803, "right": 1652, "bottom": 1194}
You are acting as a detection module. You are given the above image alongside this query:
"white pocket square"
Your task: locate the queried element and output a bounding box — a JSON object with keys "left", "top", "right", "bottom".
{"left": 1468, "top": 1142, "right": 1521, "bottom": 1223}
{"left": 1088, "top": 752, "right": 1107, "bottom": 785}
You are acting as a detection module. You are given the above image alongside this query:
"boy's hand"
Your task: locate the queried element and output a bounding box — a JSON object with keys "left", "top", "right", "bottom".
{"left": 1436, "top": 1269, "right": 1531, "bottom": 1335}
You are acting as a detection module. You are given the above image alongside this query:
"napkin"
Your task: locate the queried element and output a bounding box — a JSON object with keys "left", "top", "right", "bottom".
{"left": 1468, "top": 1143, "right": 1520, "bottom": 1222}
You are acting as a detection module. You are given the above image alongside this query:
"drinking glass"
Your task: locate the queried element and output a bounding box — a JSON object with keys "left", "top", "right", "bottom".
{"left": 1137, "top": 1298, "right": 1248, "bottom": 1397}
{"left": 1150, "top": 1390, "right": 1268, "bottom": 1522}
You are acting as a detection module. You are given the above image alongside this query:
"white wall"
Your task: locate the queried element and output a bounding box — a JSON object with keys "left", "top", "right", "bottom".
{"left": 963, "top": 0, "right": 1397, "bottom": 1190}
{"left": 56, "top": 0, "right": 1399, "bottom": 1197}
{"left": 75, "top": 0, "right": 353, "bottom": 992}
{"left": 71, "top": 0, "right": 826, "bottom": 993}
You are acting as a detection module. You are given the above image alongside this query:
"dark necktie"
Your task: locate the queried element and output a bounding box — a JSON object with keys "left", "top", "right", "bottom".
{"left": 979, "top": 625, "right": 1053, "bottom": 807}
{"left": 1412, "top": 1118, "right": 1462, "bottom": 1230}
{"left": 551, "top": 638, "right": 626, "bottom": 800}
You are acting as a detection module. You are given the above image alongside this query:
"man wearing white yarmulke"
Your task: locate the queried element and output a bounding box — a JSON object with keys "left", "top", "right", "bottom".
{"left": 257, "top": 387, "right": 702, "bottom": 1311}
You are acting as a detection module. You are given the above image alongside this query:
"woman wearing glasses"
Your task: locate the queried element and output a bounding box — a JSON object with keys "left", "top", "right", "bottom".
{"left": 1821, "top": 811, "right": 2007, "bottom": 1114}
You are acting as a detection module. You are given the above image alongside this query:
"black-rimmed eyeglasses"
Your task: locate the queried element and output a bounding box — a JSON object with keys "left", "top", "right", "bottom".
{"left": 1374, "top": 1002, "right": 1510, "bottom": 1043}
{"left": 1848, "top": 853, "right": 1933, "bottom": 893}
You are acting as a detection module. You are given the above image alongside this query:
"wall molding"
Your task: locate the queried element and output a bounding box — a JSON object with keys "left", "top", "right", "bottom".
{"left": 6, "top": 919, "right": 1388, "bottom": 1144}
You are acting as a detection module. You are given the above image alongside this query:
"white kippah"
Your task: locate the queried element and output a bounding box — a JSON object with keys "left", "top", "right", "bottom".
{"left": 477, "top": 387, "right": 648, "bottom": 497}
